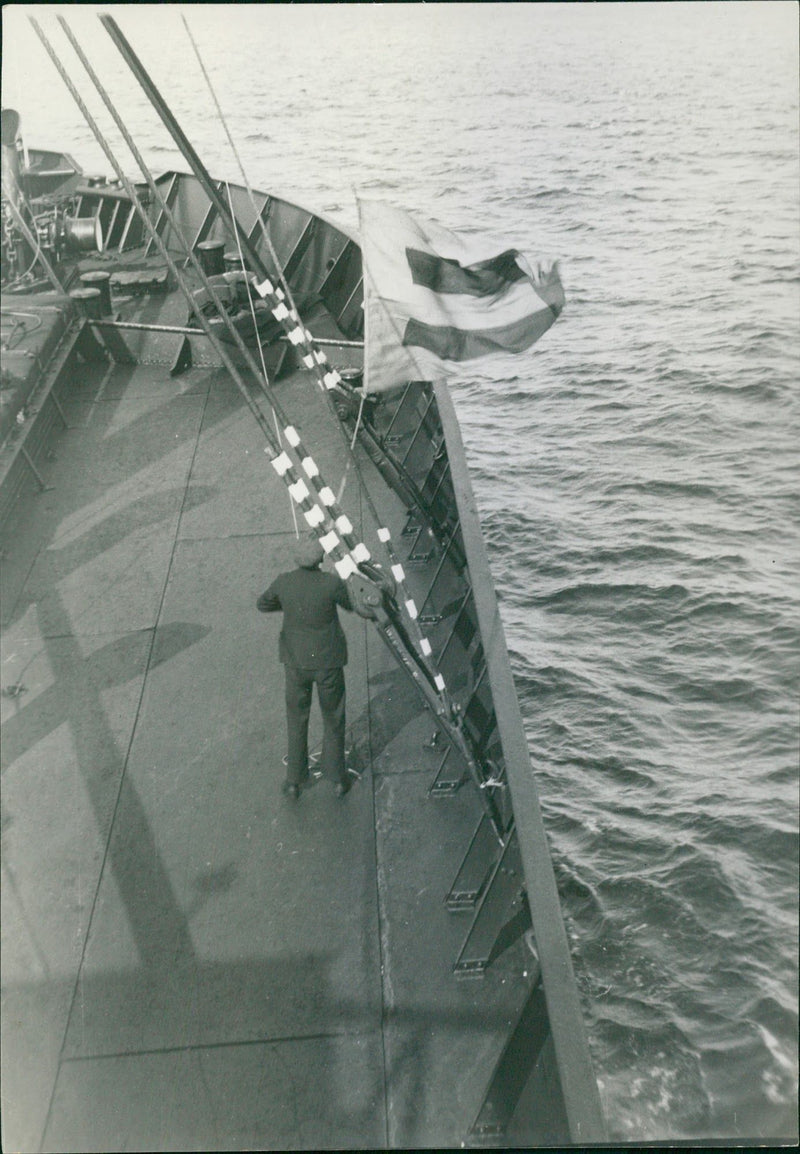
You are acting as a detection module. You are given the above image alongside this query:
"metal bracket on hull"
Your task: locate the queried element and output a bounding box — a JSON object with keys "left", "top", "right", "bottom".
{"left": 452, "top": 826, "right": 532, "bottom": 977}
{"left": 466, "top": 973, "right": 562, "bottom": 1147}
{"left": 18, "top": 445, "right": 52, "bottom": 491}
{"left": 445, "top": 813, "right": 499, "bottom": 909}
{"left": 428, "top": 746, "right": 468, "bottom": 795}
{"left": 369, "top": 600, "right": 504, "bottom": 840}
{"left": 169, "top": 334, "right": 192, "bottom": 377}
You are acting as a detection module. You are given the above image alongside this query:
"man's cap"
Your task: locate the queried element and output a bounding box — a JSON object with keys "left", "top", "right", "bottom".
{"left": 294, "top": 536, "right": 324, "bottom": 569}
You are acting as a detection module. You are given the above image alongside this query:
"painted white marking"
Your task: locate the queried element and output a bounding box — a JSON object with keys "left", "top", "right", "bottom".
{"left": 303, "top": 505, "right": 325, "bottom": 527}
{"left": 288, "top": 478, "right": 310, "bottom": 503}
{"left": 270, "top": 451, "right": 293, "bottom": 477}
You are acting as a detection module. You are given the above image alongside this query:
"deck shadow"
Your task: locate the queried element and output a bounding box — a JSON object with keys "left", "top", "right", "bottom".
{"left": 4, "top": 952, "right": 536, "bottom": 1152}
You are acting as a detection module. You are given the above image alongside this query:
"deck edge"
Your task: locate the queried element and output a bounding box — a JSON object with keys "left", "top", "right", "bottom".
{"left": 433, "top": 376, "right": 607, "bottom": 1144}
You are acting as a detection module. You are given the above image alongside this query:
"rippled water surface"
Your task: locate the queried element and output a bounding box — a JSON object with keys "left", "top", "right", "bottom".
{"left": 4, "top": 3, "right": 798, "bottom": 1141}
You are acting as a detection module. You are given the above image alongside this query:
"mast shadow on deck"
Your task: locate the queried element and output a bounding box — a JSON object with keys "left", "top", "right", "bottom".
{"left": 3, "top": 950, "right": 538, "bottom": 1152}
{"left": 0, "top": 360, "right": 230, "bottom": 631}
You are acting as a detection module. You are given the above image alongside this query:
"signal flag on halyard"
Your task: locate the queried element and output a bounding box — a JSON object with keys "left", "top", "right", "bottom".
{"left": 358, "top": 199, "right": 565, "bottom": 394}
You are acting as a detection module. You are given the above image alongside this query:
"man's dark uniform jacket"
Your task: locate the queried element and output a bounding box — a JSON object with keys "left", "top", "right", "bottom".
{"left": 257, "top": 568, "right": 351, "bottom": 668}
{"left": 257, "top": 565, "right": 352, "bottom": 789}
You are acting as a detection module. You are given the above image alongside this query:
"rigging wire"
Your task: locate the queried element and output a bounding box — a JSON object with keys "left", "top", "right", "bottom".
{"left": 52, "top": 13, "right": 308, "bottom": 463}
{"left": 175, "top": 18, "right": 498, "bottom": 780}
{"left": 174, "top": 17, "right": 505, "bottom": 830}
{"left": 179, "top": 15, "right": 300, "bottom": 322}
{"left": 56, "top": 8, "right": 377, "bottom": 587}
{"left": 32, "top": 17, "right": 279, "bottom": 447}
{"left": 41, "top": 17, "right": 417, "bottom": 650}
{"left": 224, "top": 178, "right": 299, "bottom": 537}
{"left": 33, "top": 12, "right": 503, "bottom": 834}
{"left": 60, "top": 8, "right": 390, "bottom": 600}
{"left": 179, "top": 15, "right": 451, "bottom": 678}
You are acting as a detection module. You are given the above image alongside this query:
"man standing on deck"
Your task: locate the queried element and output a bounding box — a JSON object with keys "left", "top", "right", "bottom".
{"left": 257, "top": 535, "right": 354, "bottom": 800}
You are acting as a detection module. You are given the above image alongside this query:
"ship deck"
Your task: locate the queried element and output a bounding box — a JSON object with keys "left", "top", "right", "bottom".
{"left": 1, "top": 305, "right": 545, "bottom": 1150}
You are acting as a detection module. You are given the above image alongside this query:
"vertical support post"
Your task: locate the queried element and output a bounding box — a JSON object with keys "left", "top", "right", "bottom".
{"left": 20, "top": 446, "right": 50, "bottom": 490}
{"left": 48, "top": 390, "right": 70, "bottom": 429}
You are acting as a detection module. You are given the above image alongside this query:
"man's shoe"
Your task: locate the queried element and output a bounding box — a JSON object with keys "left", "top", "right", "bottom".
{"left": 282, "top": 781, "right": 300, "bottom": 800}
{"left": 334, "top": 778, "right": 351, "bottom": 798}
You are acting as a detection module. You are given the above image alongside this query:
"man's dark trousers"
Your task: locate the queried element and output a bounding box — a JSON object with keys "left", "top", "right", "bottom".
{"left": 285, "top": 664, "right": 346, "bottom": 786}
{"left": 258, "top": 563, "right": 352, "bottom": 790}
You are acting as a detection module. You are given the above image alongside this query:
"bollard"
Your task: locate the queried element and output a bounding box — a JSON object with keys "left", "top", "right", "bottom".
{"left": 197, "top": 240, "right": 225, "bottom": 277}
{"left": 224, "top": 250, "right": 247, "bottom": 273}
{"left": 70, "top": 287, "right": 104, "bottom": 319}
{"left": 80, "top": 270, "right": 112, "bottom": 316}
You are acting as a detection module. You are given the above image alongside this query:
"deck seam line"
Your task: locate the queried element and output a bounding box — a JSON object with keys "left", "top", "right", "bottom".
{"left": 361, "top": 481, "right": 391, "bottom": 1153}
{"left": 36, "top": 373, "right": 214, "bottom": 1154}
{"left": 176, "top": 530, "right": 297, "bottom": 543}
{"left": 61, "top": 1027, "right": 371, "bottom": 1064}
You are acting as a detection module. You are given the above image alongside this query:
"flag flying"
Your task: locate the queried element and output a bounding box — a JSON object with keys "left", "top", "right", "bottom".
{"left": 358, "top": 199, "right": 565, "bottom": 394}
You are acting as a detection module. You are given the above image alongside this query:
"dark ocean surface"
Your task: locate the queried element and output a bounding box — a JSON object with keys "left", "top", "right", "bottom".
{"left": 4, "top": 3, "right": 798, "bottom": 1142}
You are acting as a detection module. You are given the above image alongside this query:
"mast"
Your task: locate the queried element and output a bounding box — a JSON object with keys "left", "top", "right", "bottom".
{"left": 99, "top": 12, "right": 271, "bottom": 283}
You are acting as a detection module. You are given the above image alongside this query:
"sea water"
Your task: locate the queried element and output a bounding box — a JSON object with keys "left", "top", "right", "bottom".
{"left": 3, "top": 2, "right": 798, "bottom": 1141}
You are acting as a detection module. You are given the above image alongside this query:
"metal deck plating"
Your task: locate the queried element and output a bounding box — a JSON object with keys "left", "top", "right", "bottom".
{"left": 1, "top": 349, "right": 577, "bottom": 1150}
